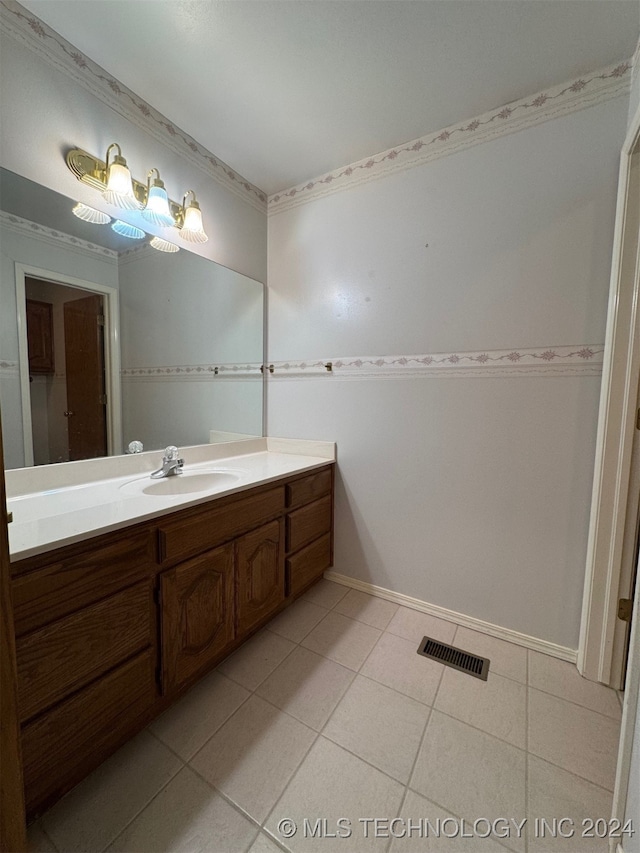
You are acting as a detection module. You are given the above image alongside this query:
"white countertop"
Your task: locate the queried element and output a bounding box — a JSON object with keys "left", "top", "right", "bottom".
{"left": 8, "top": 438, "right": 335, "bottom": 563}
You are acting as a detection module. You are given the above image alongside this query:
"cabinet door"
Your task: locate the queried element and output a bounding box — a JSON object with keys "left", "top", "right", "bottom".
{"left": 26, "top": 299, "right": 55, "bottom": 374}
{"left": 236, "top": 520, "right": 284, "bottom": 635}
{"left": 160, "top": 543, "right": 234, "bottom": 694}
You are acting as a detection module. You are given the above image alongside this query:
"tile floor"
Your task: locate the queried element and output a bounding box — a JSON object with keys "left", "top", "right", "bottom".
{"left": 28, "top": 581, "right": 623, "bottom": 853}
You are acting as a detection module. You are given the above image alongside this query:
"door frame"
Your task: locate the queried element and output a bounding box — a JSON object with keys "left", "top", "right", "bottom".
{"left": 579, "top": 100, "right": 640, "bottom": 687}
{"left": 15, "top": 264, "right": 122, "bottom": 466}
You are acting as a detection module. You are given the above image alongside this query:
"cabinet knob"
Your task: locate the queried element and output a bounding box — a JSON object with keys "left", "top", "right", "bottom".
{"left": 63, "top": 411, "right": 75, "bottom": 417}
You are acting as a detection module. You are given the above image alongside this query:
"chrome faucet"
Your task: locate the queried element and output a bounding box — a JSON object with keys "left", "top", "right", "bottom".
{"left": 151, "top": 446, "right": 184, "bottom": 479}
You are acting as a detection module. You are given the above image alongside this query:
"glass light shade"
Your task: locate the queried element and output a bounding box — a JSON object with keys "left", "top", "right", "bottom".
{"left": 111, "top": 220, "right": 146, "bottom": 239}
{"left": 180, "top": 204, "right": 208, "bottom": 243}
{"left": 103, "top": 162, "right": 141, "bottom": 210}
{"left": 72, "top": 203, "right": 111, "bottom": 225}
{"left": 142, "top": 185, "right": 175, "bottom": 227}
{"left": 150, "top": 236, "right": 180, "bottom": 253}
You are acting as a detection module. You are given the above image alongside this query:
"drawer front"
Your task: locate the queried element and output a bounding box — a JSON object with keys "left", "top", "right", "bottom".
{"left": 286, "top": 467, "right": 332, "bottom": 509}
{"left": 286, "top": 494, "right": 332, "bottom": 553}
{"left": 21, "top": 650, "right": 155, "bottom": 817}
{"left": 159, "top": 487, "right": 284, "bottom": 565}
{"left": 17, "top": 581, "right": 153, "bottom": 722}
{"left": 11, "top": 528, "right": 156, "bottom": 636}
{"left": 286, "top": 533, "right": 332, "bottom": 598}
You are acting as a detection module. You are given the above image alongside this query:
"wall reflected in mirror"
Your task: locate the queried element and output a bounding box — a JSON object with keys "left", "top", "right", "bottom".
{"left": 0, "top": 168, "right": 265, "bottom": 470}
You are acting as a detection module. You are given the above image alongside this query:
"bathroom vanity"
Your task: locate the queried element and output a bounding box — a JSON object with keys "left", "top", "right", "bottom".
{"left": 7, "top": 441, "right": 335, "bottom": 819}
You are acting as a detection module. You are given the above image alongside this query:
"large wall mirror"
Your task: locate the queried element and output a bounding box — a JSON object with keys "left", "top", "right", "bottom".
{"left": 0, "top": 168, "right": 265, "bottom": 470}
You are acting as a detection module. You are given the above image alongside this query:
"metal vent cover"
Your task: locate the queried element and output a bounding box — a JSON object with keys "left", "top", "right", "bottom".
{"left": 417, "top": 636, "right": 490, "bottom": 681}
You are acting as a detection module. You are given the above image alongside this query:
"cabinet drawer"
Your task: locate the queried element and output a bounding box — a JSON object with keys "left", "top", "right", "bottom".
{"left": 286, "top": 494, "right": 332, "bottom": 553}
{"left": 21, "top": 650, "right": 155, "bottom": 816}
{"left": 159, "top": 487, "right": 284, "bottom": 565}
{"left": 286, "top": 467, "right": 332, "bottom": 509}
{"left": 11, "top": 528, "right": 156, "bottom": 636}
{"left": 17, "top": 581, "right": 153, "bottom": 722}
{"left": 286, "top": 533, "right": 332, "bottom": 598}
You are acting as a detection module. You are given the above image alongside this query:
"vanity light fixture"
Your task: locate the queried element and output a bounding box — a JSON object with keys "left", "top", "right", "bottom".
{"left": 150, "top": 236, "right": 180, "bottom": 253}
{"left": 177, "top": 190, "right": 208, "bottom": 243}
{"left": 102, "top": 143, "right": 141, "bottom": 210}
{"left": 111, "top": 219, "right": 146, "bottom": 240}
{"left": 142, "top": 169, "right": 175, "bottom": 227}
{"left": 72, "top": 203, "right": 111, "bottom": 225}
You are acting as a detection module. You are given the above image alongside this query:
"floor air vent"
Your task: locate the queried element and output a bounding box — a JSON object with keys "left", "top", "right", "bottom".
{"left": 417, "top": 636, "right": 490, "bottom": 681}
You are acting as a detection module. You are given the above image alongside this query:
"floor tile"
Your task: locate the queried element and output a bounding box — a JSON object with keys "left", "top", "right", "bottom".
{"left": 385, "top": 607, "right": 457, "bottom": 645}
{"left": 266, "top": 737, "right": 404, "bottom": 852}
{"left": 107, "top": 766, "right": 257, "bottom": 852}
{"left": 27, "top": 822, "right": 57, "bottom": 853}
{"left": 390, "top": 789, "right": 511, "bottom": 852}
{"left": 249, "top": 833, "right": 286, "bottom": 853}
{"left": 257, "top": 646, "right": 355, "bottom": 730}
{"left": 453, "top": 627, "right": 527, "bottom": 683}
{"left": 528, "top": 651, "right": 621, "bottom": 719}
{"left": 333, "top": 589, "right": 399, "bottom": 629}
{"left": 218, "top": 630, "right": 295, "bottom": 690}
{"left": 41, "top": 730, "right": 182, "bottom": 853}
{"left": 528, "top": 689, "right": 620, "bottom": 791}
{"left": 301, "top": 579, "right": 348, "bottom": 609}
{"left": 190, "top": 694, "right": 316, "bottom": 824}
{"left": 527, "top": 755, "right": 613, "bottom": 853}
{"left": 360, "top": 631, "right": 443, "bottom": 705}
{"left": 266, "top": 599, "right": 329, "bottom": 643}
{"left": 434, "top": 667, "right": 526, "bottom": 747}
{"left": 301, "top": 611, "right": 381, "bottom": 671}
{"left": 150, "top": 670, "right": 250, "bottom": 760}
{"left": 323, "top": 675, "right": 430, "bottom": 783}
{"left": 411, "top": 711, "right": 526, "bottom": 853}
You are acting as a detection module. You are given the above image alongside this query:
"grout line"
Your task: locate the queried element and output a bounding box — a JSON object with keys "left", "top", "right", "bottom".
{"left": 526, "top": 683, "right": 624, "bottom": 722}
{"left": 39, "top": 822, "right": 59, "bottom": 853}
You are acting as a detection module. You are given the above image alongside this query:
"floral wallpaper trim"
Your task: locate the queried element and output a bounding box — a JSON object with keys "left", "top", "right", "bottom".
{"left": 0, "top": 2, "right": 267, "bottom": 214}
{"left": 268, "top": 345, "right": 604, "bottom": 380}
{"left": 121, "top": 363, "right": 263, "bottom": 381}
{"left": 268, "top": 60, "right": 631, "bottom": 214}
{"left": 0, "top": 211, "right": 119, "bottom": 259}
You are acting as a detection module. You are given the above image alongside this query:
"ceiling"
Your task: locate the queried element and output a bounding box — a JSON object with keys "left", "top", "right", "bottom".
{"left": 20, "top": 0, "right": 640, "bottom": 196}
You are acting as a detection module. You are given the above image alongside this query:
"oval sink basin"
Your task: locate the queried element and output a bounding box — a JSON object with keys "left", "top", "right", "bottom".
{"left": 120, "top": 469, "right": 243, "bottom": 497}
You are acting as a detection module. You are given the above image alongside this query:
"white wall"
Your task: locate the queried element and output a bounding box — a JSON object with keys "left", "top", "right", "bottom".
{"left": 267, "top": 93, "right": 629, "bottom": 650}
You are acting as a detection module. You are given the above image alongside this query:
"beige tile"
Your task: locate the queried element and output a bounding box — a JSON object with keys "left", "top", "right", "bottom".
{"left": 453, "top": 627, "right": 527, "bottom": 683}
{"left": 150, "top": 670, "right": 250, "bottom": 760}
{"left": 249, "top": 833, "right": 285, "bottom": 853}
{"left": 434, "top": 667, "right": 526, "bottom": 747}
{"left": 257, "top": 646, "right": 354, "bottom": 730}
{"left": 333, "top": 589, "right": 399, "bottom": 629}
{"left": 218, "top": 630, "right": 295, "bottom": 690}
{"left": 27, "top": 822, "right": 57, "bottom": 853}
{"left": 386, "top": 607, "right": 457, "bottom": 645}
{"left": 266, "top": 737, "right": 404, "bottom": 852}
{"left": 301, "top": 611, "right": 381, "bottom": 671}
{"left": 528, "top": 689, "right": 620, "bottom": 791}
{"left": 266, "top": 598, "right": 329, "bottom": 643}
{"left": 41, "top": 730, "right": 182, "bottom": 853}
{"left": 390, "top": 790, "right": 511, "bottom": 852}
{"left": 528, "top": 651, "right": 621, "bottom": 719}
{"left": 107, "top": 767, "right": 257, "bottom": 852}
{"left": 301, "top": 579, "right": 348, "bottom": 609}
{"left": 191, "top": 694, "right": 316, "bottom": 823}
{"left": 411, "top": 711, "right": 526, "bottom": 853}
{"left": 360, "top": 632, "right": 443, "bottom": 705}
{"left": 527, "top": 755, "right": 613, "bottom": 853}
{"left": 324, "top": 675, "right": 430, "bottom": 783}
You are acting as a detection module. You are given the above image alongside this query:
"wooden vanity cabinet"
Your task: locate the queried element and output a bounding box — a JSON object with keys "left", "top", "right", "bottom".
{"left": 10, "top": 462, "right": 334, "bottom": 819}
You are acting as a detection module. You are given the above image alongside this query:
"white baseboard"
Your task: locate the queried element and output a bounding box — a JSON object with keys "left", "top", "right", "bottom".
{"left": 324, "top": 570, "right": 577, "bottom": 663}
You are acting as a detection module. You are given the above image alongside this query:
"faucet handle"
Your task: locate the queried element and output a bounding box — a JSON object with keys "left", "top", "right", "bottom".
{"left": 164, "top": 445, "right": 179, "bottom": 461}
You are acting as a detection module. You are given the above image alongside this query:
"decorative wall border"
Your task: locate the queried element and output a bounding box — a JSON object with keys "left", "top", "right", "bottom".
{"left": 0, "top": 1, "right": 267, "bottom": 214}
{"left": 269, "top": 60, "right": 632, "bottom": 215}
{"left": 268, "top": 344, "right": 604, "bottom": 380}
{"left": 0, "top": 360, "right": 19, "bottom": 376}
{"left": 0, "top": 210, "right": 119, "bottom": 260}
{"left": 121, "top": 363, "right": 263, "bottom": 381}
